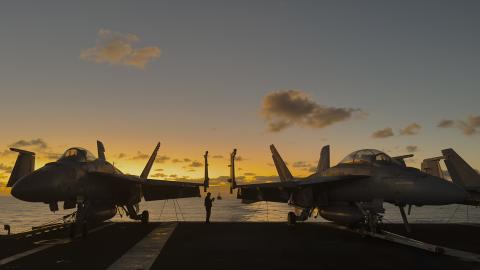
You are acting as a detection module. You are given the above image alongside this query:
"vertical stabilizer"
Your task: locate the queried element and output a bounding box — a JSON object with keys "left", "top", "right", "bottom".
{"left": 421, "top": 157, "right": 444, "bottom": 179}
{"left": 270, "top": 145, "right": 294, "bottom": 182}
{"left": 7, "top": 148, "right": 35, "bottom": 187}
{"left": 229, "top": 149, "right": 237, "bottom": 194}
{"left": 317, "top": 145, "right": 330, "bottom": 173}
{"left": 203, "top": 151, "right": 209, "bottom": 192}
{"left": 97, "top": 140, "right": 106, "bottom": 161}
{"left": 140, "top": 143, "right": 160, "bottom": 179}
{"left": 442, "top": 148, "right": 480, "bottom": 191}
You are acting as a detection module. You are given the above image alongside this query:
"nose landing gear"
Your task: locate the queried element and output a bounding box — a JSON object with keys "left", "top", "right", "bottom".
{"left": 141, "top": 210, "right": 149, "bottom": 224}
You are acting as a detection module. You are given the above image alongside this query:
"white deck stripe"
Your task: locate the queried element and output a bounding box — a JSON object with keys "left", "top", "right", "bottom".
{"left": 106, "top": 223, "right": 178, "bottom": 270}
{"left": 0, "top": 222, "right": 115, "bottom": 266}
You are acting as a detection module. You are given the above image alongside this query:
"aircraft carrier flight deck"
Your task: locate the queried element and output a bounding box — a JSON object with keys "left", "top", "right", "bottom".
{"left": 1, "top": 222, "right": 479, "bottom": 270}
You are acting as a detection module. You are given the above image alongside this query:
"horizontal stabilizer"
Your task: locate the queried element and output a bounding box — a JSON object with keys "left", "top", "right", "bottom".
{"left": 7, "top": 148, "right": 35, "bottom": 187}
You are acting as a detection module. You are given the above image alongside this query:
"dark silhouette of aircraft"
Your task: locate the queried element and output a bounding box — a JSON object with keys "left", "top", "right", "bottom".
{"left": 7, "top": 141, "right": 208, "bottom": 236}
{"left": 421, "top": 148, "right": 480, "bottom": 206}
{"left": 229, "top": 145, "right": 468, "bottom": 232}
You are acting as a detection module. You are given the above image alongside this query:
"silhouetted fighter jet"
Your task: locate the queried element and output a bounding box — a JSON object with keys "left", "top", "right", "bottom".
{"left": 7, "top": 141, "right": 208, "bottom": 236}
{"left": 230, "top": 145, "right": 468, "bottom": 233}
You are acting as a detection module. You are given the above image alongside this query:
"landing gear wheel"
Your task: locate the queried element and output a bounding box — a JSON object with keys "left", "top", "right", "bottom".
{"left": 141, "top": 210, "right": 149, "bottom": 224}
{"left": 287, "top": 212, "right": 297, "bottom": 225}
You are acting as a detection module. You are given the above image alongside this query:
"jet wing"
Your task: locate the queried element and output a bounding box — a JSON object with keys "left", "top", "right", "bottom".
{"left": 87, "top": 172, "right": 202, "bottom": 201}
{"left": 141, "top": 179, "right": 202, "bottom": 201}
{"left": 237, "top": 175, "right": 368, "bottom": 203}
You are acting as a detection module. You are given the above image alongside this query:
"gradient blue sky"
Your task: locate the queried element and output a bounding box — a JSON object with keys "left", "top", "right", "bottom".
{"left": 0, "top": 0, "right": 479, "bottom": 182}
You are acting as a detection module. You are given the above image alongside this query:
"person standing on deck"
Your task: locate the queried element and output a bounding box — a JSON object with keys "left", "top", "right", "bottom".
{"left": 204, "top": 192, "right": 215, "bottom": 223}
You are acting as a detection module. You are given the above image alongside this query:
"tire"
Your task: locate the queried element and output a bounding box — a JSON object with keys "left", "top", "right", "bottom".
{"left": 287, "top": 212, "right": 297, "bottom": 225}
{"left": 141, "top": 210, "right": 149, "bottom": 224}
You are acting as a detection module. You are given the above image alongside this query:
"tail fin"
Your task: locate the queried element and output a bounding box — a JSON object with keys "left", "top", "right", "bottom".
{"left": 229, "top": 149, "right": 237, "bottom": 194}
{"left": 317, "top": 145, "right": 330, "bottom": 173}
{"left": 97, "top": 140, "right": 106, "bottom": 161}
{"left": 442, "top": 148, "right": 480, "bottom": 191}
{"left": 421, "top": 156, "right": 444, "bottom": 179}
{"left": 203, "top": 151, "right": 209, "bottom": 192}
{"left": 7, "top": 148, "right": 35, "bottom": 187}
{"left": 140, "top": 143, "right": 160, "bottom": 179}
{"left": 270, "top": 145, "right": 293, "bottom": 182}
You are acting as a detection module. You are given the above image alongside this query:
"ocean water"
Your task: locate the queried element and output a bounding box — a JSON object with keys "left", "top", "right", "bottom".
{"left": 1, "top": 195, "right": 479, "bottom": 234}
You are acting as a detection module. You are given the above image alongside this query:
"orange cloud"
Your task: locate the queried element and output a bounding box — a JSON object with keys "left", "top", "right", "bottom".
{"left": 80, "top": 29, "right": 161, "bottom": 69}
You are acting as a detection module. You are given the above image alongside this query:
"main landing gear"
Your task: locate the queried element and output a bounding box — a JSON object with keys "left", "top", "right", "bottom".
{"left": 70, "top": 199, "right": 89, "bottom": 238}
{"left": 125, "top": 205, "right": 149, "bottom": 224}
{"left": 287, "top": 208, "right": 311, "bottom": 225}
{"left": 287, "top": 212, "right": 296, "bottom": 225}
{"left": 140, "top": 210, "right": 149, "bottom": 224}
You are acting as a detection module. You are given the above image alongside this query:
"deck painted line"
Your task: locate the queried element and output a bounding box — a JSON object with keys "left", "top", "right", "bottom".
{"left": 318, "top": 222, "right": 480, "bottom": 263}
{"left": 106, "top": 223, "right": 178, "bottom": 270}
{"left": 0, "top": 244, "right": 54, "bottom": 266}
{"left": 0, "top": 222, "right": 115, "bottom": 266}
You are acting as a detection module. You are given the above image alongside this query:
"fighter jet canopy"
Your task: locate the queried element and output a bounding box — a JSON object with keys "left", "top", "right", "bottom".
{"left": 339, "top": 149, "right": 398, "bottom": 166}
{"left": 58, "top": 147, "right": 97, "bottom": 162}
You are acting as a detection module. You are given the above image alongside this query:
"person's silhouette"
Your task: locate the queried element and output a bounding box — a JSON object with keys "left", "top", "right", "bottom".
{"left": 204, "top": 192, "right": 215, "bottom": 223}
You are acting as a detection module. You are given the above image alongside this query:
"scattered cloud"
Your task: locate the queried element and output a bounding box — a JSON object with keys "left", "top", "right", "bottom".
{"left": 0, "top": 149, "right": 12, "bottom": 157}
{"left": 3, "top": 138, "right": 60, "bottom": 161}
{"left": 437, "top": 119, "right": 454, "bottom": 128}
{"left": 172, "top": 158, "right": 182, "bottom": 163}
{"left": 9, "top": 138, "right": 48, "bottom": 149}
{"left": 399, "top": 123, "right": 421, "bottom": 136}
{"left": 212, "top": 155, "right": 223, "bottom": 159}
{"left": 117, "top": 153, "right": 127, "bottom": 159}
{"left": 437, "top": 115, "right": 480, "bottom": 135}
{"left": 243, "top": 172, "right": 256, "bottom": 176}
{"left": 0, "top": 164, "right": 12, "bottom": 172}
{"left": 457, "top": 115, "right": 480, "bottom": 135}
{"left": 80, "top": 29, "right": 161, "bottom": 69}
{"left": 261, "top": 90, "right": 361, "bottom": 132}
{"left": 292, "top": 161, "right": 310, "bottom": 168}
{"left": 154, "top": 168, "right": 164, "bottom": 172}
{"left": 189, "top": 161, "right": 203, "bottom": 167}
{"left": 151, "top": 172, "right": 167, "bottom": 178}
{"left": 183, "top": 158, "right": 191, "bottom": 162}
{"left": 406, "top": 145, "right": 418, "bottom": 153}
{"left": 44, "top": 152, "right": 62, "bottom": 160}
{"left": 235, "top": 156, "right": 245, "bottom": 162}
{"left": 372, "top": 128, "right": 394, "bottom": 138}
{"left": 155, "top": 155, "right": 170, "bottom": 163}
{"left": 253, "top": 175, "right": 280, "bottom": 182}
{"left": 130, "top": 151, "right": 149, "bottom": 160}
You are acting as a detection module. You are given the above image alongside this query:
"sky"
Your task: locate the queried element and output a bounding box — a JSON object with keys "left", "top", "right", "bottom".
{"left": 0, "top": 0, "right": 479, "bottom": 187}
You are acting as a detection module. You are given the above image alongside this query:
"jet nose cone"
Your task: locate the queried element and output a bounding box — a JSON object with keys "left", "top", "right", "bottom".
{"left": 10, "top": 166, "right": 67, "bottom": 202}
{"left": 10, "top": 180, "right": 27, "bottom": 200}
{"left": 11, "top": 174, "right": 42, "bottom": 202}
